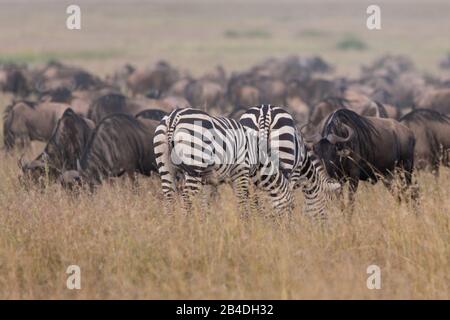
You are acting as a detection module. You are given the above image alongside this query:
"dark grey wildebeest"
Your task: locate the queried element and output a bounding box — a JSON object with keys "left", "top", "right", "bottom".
{"left": 307, "top": 109, "right": 417, "bottom": 215}
{"left": 3, "top": 100, "right": 72, "bottom": 151}
{"left": 60, "top": 113, "right": 157, "bottom": 189}
{"left": 19, "top": 108, "right": 95, "bottom": 184}
{"left": 400, "top": 109, "right": 450, "bottom": 175}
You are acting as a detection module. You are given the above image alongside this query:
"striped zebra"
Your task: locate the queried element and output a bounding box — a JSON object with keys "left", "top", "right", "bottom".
{"left": 153, "top": 108, "right": 256, "bottom": 213}
{"left": 239, "top": 105, "right": 340, "bottom": 220}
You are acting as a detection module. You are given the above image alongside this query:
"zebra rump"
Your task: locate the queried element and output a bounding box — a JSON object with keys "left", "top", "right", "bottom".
{"left": 240, "top": 104, "right": 340, "bottom": 220}
{"left": 153, "top": 108, "right": 255, "bottom": 212}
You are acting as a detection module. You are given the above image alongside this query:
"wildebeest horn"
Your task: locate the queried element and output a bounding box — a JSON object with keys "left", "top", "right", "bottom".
{"left": 326, "top": 124, "right": 354, "bottom": 144}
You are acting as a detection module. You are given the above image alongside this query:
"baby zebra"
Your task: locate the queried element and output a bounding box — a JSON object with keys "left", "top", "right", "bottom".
{"left": 239, "top": 105, "right": 340, "bottom": 220}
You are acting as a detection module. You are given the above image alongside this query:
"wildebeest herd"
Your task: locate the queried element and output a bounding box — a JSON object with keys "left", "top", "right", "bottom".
{"left": 2, "top": 54, "right": 450, "bottom": 219}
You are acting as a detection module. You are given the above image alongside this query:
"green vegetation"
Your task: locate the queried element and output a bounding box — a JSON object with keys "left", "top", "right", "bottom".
{"left": 0, "top": 50, "right": 123, "bottom": 65}
{"left": 223, "top": 29, "right": 272, "bottom": 39}
{"left": 336, "top": 35, "right": 368, "bottom": 51}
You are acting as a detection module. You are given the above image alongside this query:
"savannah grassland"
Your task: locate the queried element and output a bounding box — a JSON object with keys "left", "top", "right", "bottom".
{"left": 0, "top": 0, "right": 449, "bottom": 299}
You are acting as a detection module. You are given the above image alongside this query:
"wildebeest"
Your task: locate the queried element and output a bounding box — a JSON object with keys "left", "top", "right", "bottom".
{"left": 37, "top": 87, "right": 101, "bottom": 117}
{"left": 400, "top": 109, "right": 450, "bottom": 175}
{"left": 0, "top": 63, "right": 30, "bottom": 97}
{"left": 126, "top": 60, "right": 179, "bottom": 97}
{"left": 414, "top": 87, "right": 450, "bottom": 115}
{"left": 305, "top": 96, "right": 388, "bottom": 136}
{"left": 3, "top": 100, "right": 72, "bottom": 150}
{"left": 87, "top": 93, "right": 146, "bottom": 123}
{"left": 60, "top": 114, "right": 157, "bottom": 188}
{"left": 88, "top": 93, "right": 187, "bottom": 123}
{"left": 286, "top": 77, "right": 342, "bottom": 108}
{"left": 184, "top": 79, "right": 226, "bottom": 114}
{"left": 135, "top": 109, "right": 167, "bottom": 122}
{"left": 19, "top": 108, "right": 95, "bottom": 183}
{"left": 32, "top": 60, "right": 105, "bottom": 93}
{"left": 307, "top": 109, "right": 417, "bottom": 214}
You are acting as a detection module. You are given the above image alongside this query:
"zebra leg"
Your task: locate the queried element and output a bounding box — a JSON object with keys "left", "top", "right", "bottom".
{"left": 231, "top": 170, "right": 251, "bottom": 218}
{"left": 182, "top": 174, "right": 202, "bottom": 213}
{"left": 153, "top": 123, "right": 177, "bottom": 213}
{"left": 200, "top": 183, "right": 218, "bottom": 215}
{"left": 257, "top": 163, "right": 293, "bottom": 216}
{"left": 294, "top": 152, "right": 335, "bottom": 222}
{"left": 249, "top": 172, "right": 264, "bottom": 215}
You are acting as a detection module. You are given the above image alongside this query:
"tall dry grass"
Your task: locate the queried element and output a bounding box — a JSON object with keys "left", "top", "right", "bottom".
{"left": 0, "top": 147, "right": 448, "bottom": 299}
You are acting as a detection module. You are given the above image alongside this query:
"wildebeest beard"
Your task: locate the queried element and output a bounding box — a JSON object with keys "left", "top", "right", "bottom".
{"left": 318, "top": 109, "right": 380, "bottom": 180}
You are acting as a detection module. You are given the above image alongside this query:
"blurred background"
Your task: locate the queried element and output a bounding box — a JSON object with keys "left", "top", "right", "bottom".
{"left": 0, "top": 0, "right": 449, "bottom": 77}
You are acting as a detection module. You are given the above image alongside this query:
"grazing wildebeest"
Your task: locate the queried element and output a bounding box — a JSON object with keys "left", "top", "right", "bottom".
{"left": 3, "top": 100, "right": 71, "bottom": 150}
{"left": 0, "top": 64, "right": 30, "bottom": 97}
{"left": 307, "top": 109, "right": 417, "bottom": 215}
{"left": 126, "top": 61, "right": 179, "bottom": 97}
{"left": 88, "top": 93, "right": 185, "bottom": 123}
{"left": 135, "top": 109, "right": 167, "bottom": 122}
{"left": 19, "top": 108, "right": 95, "bottom": 183}
{"left": 305, "top": 96, "right": 388, "bottom": 136}
{"left": 37, "top": 87, "right": 97, "bottom": 117}
{"left": 400, "top": 109, "right": 450, "bottom": 175}
{"left": 414, "top": 87, "right": 450, "bottom": 115}
{"left": 286, "top": 77, "right": 341, "bottom": 107}
{"left": 184, "top": 79, "right": 226, "bottom": 114}
{"left": 60, "top": 114, "right": 157, "bottom": 189}
{"left": 32, "top": 60, "right": 105, "bottom": 93}
{"left": 87, "top": 93, "right": 146, "bottom": 123}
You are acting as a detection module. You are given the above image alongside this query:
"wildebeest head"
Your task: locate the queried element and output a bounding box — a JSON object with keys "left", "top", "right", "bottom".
{"left": 20, "top": 108, "right": 94, "bottom": 183}
{"left": 311, "top": 123, "right": 354, "bottom": 175}
{"left": 307, "top": 109, "right": 378, "bottom": 179}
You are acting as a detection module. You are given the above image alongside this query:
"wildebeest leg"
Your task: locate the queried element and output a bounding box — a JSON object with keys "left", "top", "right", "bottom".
{"left": 127, "top": 172, "right": 140, "bottom": 193}
{"left": 402, "top": 164, "right": 420, "bottom": 213}
{"left": 347, "top": 179, "right": 358, "bottom": 220}
{"left": 382, "top": 174, "right": 401, "bottom": 203}
{"left": 431, "top": 154, "right": 440, "bottom": 178}
{"left": 181, "top": 174, "right": 202, "bottom": 214}
{"left": 338, "top": 181, "right": 346, "bottom": 212}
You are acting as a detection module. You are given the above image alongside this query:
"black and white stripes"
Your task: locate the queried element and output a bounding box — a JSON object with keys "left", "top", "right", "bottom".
{"left": 240, "top": 105, "right": 340, "bottom": 220}
{"left": 154, "top": 106, "right": 339, "bottom": 219}
{"left": 153, "top": 108, "right": 255, "bottom": 212}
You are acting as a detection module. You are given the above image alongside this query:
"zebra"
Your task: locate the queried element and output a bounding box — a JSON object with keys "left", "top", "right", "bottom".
{"left": 153, "top": 108, "right": 255, "bottom": 213}
{"left": 239, "top": 105, "right": 340, "bottom": 220}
